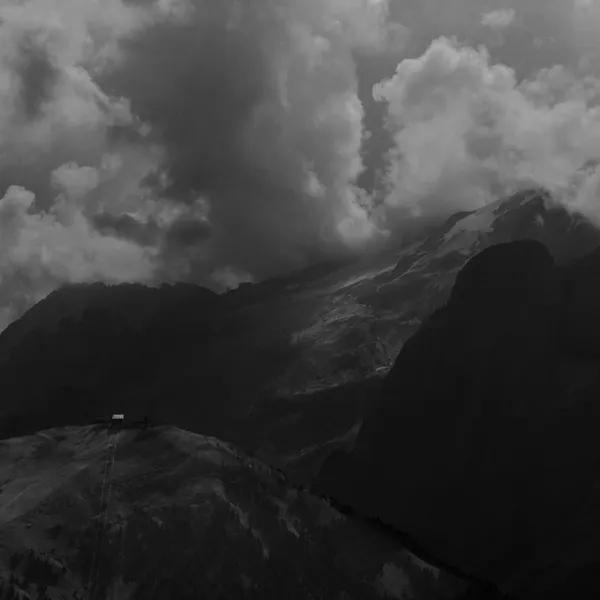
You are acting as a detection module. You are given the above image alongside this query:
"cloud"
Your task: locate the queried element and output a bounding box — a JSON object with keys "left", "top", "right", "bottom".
{"left": 375, "top": 36, "right": 600, "bottom": 226}
{"left": 94, "top": 0, "right": 399, "bottom": 280}
{"left": 0, "top": 0, "right": 166, "bottom": 328}
{"left": 479, "top": 8, "right": 516, "bottom": 47}
{"left": 0, "top": 184, "right": 156, "bottom": 330}
{"left": 0, "top": 0, "right": 397, "bottom": 328}
{"left": 6, "top": 0, "right": 600, "bottom": 330}
{"left": 387, "top": 0, "right": 600, "bottom": 81}
{"left": 480, "top": 8, "right": 515, "bottom": 30}
{"left": 51, "top": 162, "right": 100, "bottom": 198}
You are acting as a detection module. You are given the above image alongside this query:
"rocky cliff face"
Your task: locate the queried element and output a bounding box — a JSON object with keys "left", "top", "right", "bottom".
{"left": 315, "top": 239, "right": 600, "bottom": 599}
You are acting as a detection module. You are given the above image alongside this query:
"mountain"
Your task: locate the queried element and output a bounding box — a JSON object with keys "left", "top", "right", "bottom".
{"left": 1, "top": 188, "right": 600, "bottom": 473}
{"left": 0, "top": 422, "right": 476, "bottom": 600}
{"left": 2, "top": 188, "right": 600, "bottom": 598}
{"left": 314, "top": 238, "right": 600, "bottom": 600}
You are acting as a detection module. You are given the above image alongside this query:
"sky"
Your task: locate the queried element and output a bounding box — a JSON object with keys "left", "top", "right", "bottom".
{"left": 3, "top": 0, "right": 600, "bottom": 328}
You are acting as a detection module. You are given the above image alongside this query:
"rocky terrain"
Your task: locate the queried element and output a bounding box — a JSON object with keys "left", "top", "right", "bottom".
{"left": 0, "top": 423, "right": 474, "bottom": 600}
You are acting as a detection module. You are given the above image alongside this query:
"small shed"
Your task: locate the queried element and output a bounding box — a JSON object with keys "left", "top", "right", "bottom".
{"left": 111, "top": 414, "right": 125, "bottom": 429}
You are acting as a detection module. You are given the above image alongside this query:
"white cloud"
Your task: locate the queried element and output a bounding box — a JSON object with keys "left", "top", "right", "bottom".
{"left": 0, "top": 184, "right": 155, "bottom": 330}
{"left": 51, "top": 162, "right": 100, "bottom": 199}
{"left": 376, "top": 36, "right": 600, "bottom": 226}
{"left": 481, "top": 8, "right": 515, "bottom": 30}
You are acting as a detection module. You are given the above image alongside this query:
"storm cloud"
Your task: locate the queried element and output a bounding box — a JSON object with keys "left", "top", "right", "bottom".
{"left": 95, "top": 0, "right": 404, "bottom": 281}
{"left": 0, "top": 0, "right": 402, "bottom": 327}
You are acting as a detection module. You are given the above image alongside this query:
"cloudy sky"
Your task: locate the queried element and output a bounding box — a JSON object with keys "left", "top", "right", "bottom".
{"left": 2, "top": 0, "right": 600, "bottom": 328}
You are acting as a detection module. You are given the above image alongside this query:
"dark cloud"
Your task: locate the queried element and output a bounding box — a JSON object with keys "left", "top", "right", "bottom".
{"left": 164, "top": 217, "right": 212, "bottom": 250}
{"left": 101, "top": 18, "right": 269, "bottom": 199}
{"left": 94, "top": 0, "right": 388, "bottom": 282}
{"left": 91, "top": 212, "right": 161, "bottom": 246}
{"left": 14, "top": 37, "right": 60, "bottom": 120}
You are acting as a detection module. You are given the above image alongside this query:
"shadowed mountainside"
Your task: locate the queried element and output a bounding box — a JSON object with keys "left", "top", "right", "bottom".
{"left": 0, "top": 424, "right": 482, "bottom": 600}
{"left": 315, "top": 239, "right": 600, "bottom": 600}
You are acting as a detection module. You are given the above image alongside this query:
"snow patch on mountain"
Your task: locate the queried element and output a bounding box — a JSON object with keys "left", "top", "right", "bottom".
{"left": 331, "top": 264, "right": 397, "bottom": 294}
{"left": 437, "top": 201, "right": 501, "bottom": 258}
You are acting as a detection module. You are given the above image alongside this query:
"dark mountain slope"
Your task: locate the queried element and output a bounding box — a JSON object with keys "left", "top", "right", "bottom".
{"left": 315, "top": 239, "right": 600, "bottom": 599}
{"left": 0, "top": 424, "right": 476, "bottom": 600}
{"left": 0, "top": 280, "right": 304, "bottom": 441}
{"left": 0, "top": 282, "right": 222, "bottom": 363}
